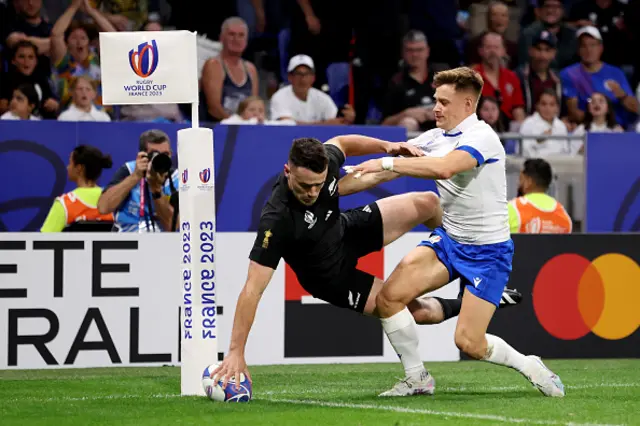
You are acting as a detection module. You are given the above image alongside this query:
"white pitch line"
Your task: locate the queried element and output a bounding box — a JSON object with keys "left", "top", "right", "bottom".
{"left": 261, "top": 398, "right": 624, "bottom": 426}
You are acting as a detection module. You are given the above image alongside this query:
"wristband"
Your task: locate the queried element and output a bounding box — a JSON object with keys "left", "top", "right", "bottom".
{"left": 381, "top": 157, "right": 394, "bottom": 171}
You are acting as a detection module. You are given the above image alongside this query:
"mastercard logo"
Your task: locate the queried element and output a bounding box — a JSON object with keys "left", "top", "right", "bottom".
{"left": 533, "top": 253, "right": 640, "bottom": 341}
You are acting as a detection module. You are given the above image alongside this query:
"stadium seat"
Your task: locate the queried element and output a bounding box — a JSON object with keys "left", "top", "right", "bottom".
{"left": 326, "top": 62, "right": 350, "bottom": 107}
{"left": 278, "top": 29, "right": 291, "bottom": 82}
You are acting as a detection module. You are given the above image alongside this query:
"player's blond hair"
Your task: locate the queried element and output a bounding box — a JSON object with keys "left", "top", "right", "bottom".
{"left": 433, "top": 67, "right": 484, "bottom": 99}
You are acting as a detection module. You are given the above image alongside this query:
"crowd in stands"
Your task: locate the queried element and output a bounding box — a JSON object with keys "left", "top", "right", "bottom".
{"left": 3, "top": 0, "right": 640, "bottom": 153}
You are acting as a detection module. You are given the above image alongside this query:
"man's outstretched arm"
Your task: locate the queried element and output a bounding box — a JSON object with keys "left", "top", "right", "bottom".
{"left": 213, "top": 260, "right": 274, "bottom": 388}
{"left": 325, "top": 135, "right": 423, "bottom": 159}
{"left": 338, "top": 170, "right": 399, "bottom": 196}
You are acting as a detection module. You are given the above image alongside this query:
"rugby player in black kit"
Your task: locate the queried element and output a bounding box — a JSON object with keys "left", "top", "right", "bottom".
{"left": 213, "top": 135, "right": 521, "bottom": 387}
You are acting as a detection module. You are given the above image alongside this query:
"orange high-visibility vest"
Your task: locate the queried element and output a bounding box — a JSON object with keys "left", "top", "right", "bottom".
{"left": 59, "top": 191, "right": 114, "bottom": 225}
{"left": 510, "top": 195, "right": 572, "bottom": 234}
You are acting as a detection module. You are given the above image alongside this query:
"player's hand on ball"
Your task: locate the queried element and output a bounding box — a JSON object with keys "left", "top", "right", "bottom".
{"left": 386, "top": 142, "right": 424, "bottom": 158}
{"left": 212, "top": 352, "right": 252, "bottom": 391}
{"left": 344, "top": 159, "right": 383, "bottom": 178}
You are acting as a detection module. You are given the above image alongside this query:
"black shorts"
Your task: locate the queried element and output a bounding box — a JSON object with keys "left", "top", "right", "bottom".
{"left": 299, "top": 202, "right": 384, "bottom": 313}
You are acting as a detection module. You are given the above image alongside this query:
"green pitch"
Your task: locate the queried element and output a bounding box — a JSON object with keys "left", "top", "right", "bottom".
{"left": 1, "top": 359, "right": 638, "bottom": 425}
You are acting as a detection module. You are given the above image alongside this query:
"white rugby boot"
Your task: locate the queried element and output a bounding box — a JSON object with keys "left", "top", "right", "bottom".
{"left": 522, "top": 355, "right": 565, "bottom": 397}
{"left": 378, "top": 370, "right": 435, "bottom": 397}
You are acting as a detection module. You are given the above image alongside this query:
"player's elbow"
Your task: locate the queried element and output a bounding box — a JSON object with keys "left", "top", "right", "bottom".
{"left": 435, "top": 168, "right": 454, "bottom": 180}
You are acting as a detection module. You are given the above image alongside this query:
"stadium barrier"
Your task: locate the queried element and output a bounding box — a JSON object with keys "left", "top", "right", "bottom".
{"left": 0, "top": 232, "right": 459, "bottom": 370}
{"left": 1, "top": 232, "right": 637, "bottom": 370}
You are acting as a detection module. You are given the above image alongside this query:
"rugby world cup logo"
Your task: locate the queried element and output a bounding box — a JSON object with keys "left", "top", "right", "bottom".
{"left": 181, "top": 169, "right": 188, "bottom": 184}
{"left": 199, "top": 168, "right": 211, "bottom": 184}
{"left": 129, "top": 40, "right": 159, "bottom": 78}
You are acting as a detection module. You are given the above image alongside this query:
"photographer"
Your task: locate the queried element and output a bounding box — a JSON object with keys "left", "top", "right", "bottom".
{"left": 97, "top": 129, "right": 178, "bottom": 232}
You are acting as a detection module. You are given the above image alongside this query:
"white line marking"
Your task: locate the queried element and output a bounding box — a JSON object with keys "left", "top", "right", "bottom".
{"left": 261, "top": 382, "right": 638, "bottom": 395}
{"left": 261, "top": 398, "right": 624, "bottom": 426}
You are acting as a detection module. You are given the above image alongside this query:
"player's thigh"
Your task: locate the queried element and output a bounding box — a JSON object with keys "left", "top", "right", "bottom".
{"left": 455, "top": 287, "right": 497, "bottom": 354}
{"left": 378, "top": 246, "right": 450, "bottom": 308}
{"left": 376, "top": 191, "right": 440, "bottom": 246}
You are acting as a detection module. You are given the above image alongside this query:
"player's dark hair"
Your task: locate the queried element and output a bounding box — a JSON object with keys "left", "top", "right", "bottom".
{"left": 72, "top": 145, "right": 113, "bottom": 182}
{"left": 522, "top": 158, "right": 553, "bottom": 190}
{"left": 288, "top": 138, "right": 328, "bottom": 174}
{"left": 139, "top": 129, "right": 170, "bottom": 152}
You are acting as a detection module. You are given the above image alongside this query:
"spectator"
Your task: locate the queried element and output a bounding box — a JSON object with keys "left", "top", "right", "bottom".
{"left": 568, "top": 0, "right": 628, "bottom": 67}
{"left": 466, "top": 1, "right": 518, "bottom": 68}
{"left": 3, "top": 0, "right": 52, "bottom": 76}
{"left": 381, "top": 30, "right": 444, "bottom": 132}
{"left": 200, "top": 17, "right": 259, "bottom": 122}
{"left": 89, "top": 0, "right": 156, "bottom": 32}
{"left": 573, "top": 91, "right": 623, "bottom": 134}
{"left": 516, "top": 30, "right": 563, "bottom": 116}
{"left": 572, "top": 91, "right": 623, "bottom": 152}
{"left": 50, "top": 0, "right": 116, "bottom": 110}
{"left": 473, "top": 32, "right": 526, "bottom": 126}
{"left": 58, "top": 76, "right": 111, "bottom": 121}
{"left": 0, "top": 83, "right": 40, "bottom": 120}
{"left": 41, "top": 145, "right": 114, "bottom": 232}
{"left": 97, "top": 129, "right": 179, "bottom": 233}
{"left": 221, "top": 96, "right": 295, "bottom": 125}
{"left": 477, "top": 95, "right": 507, "bottom": 133}
{"left": 508, "top": 158, "right": 572, "bottom": 234}
{"left": 270, "top": 54, "right": 355, "bottom": 125}
{"left": 519, "top": 0, "right": 577, "bottom": 71}
{"left": 560, "top": 26, "right": 638, "bottom": 128}
{"left": 0, "top": 40, "right": 58, "bottom": 117}
{"left": 520, "top": 89, "right": 574, "bottom": 157}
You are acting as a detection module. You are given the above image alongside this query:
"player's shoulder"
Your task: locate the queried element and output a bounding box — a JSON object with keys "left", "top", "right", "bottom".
{"left": 464, "top": 119, "right": 501, "bottom": 142}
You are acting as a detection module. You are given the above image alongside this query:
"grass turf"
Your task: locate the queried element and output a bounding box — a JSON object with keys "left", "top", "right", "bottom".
{"left": 0, "top": 359, "right": 638, "bottom": 425}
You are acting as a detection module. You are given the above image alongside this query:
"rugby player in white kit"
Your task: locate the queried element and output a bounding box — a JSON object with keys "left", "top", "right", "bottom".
{"left": 347, "top": 67, "right": 565, "bottom": 398}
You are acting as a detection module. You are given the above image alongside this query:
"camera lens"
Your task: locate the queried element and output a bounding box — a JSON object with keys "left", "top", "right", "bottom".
{"left": 149, "top": 151, "right": 172, "bottom": 174}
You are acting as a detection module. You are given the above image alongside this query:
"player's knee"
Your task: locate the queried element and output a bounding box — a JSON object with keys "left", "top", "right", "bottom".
{"left": 412, "top": 191, "right": 439, "bottom": 217}
{"left": 454, "top": 326, "right": 485, "bottom": 359}
{"left": 399, "top": 116, "right": 420, "bottom": 131}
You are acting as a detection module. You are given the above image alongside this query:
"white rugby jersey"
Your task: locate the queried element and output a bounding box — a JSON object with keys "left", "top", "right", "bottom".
{"left": 408, "top": 113, "right": 510, "bottom": 245}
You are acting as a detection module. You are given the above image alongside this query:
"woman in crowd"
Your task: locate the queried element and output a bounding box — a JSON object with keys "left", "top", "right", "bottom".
{"left": 41, "top": 145, "right": 114, "bottom": 232}
{"left": 477, "top": 95, "right": 506, "bottom": 133}
{"left": 0, "top": 84, "right": 40, "bottom": 120}
{"left": 50, "top": 0, "right": 115, "bottom": 109}
{"left": 572, "top": 92, "right": 623, "bottom": 154}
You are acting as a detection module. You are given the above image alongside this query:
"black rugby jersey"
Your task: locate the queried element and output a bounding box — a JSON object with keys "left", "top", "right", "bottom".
{"left": 249, "top": 144, "right": 347, "bottom": 284}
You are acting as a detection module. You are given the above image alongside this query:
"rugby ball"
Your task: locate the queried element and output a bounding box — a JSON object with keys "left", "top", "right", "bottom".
{"left": 201, "top": 363, "right": 252, "bottom": 402}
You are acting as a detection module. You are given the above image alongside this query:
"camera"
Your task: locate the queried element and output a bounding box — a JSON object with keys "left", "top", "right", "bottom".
{"left": 147, "top": 151, "right": 172, "bottom": 175}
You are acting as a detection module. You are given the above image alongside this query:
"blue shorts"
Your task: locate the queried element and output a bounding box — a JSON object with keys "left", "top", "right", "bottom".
{"left": 418, "top": 227, "right": 514, "bottom": 307}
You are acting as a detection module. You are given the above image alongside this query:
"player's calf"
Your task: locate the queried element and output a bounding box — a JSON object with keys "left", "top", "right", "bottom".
{"left": 454, "top": 325, "right": 488, "bottom": 359}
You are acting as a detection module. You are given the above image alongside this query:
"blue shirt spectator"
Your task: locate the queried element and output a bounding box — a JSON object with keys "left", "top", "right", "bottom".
{"left": 559, "top": 26, "right": 638, "bottom": 128}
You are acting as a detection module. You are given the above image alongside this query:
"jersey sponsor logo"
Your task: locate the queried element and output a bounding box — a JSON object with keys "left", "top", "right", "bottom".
{"left": 328, "top": 177, "right": 337, "bottom": 196}
{"left": 348, "top": 291, "right": 361, "bottom": 308}
{"left": 473, "top": 277, "right": 482, "bottom": 287}
{"left": 428, "top": 235, "right": 441, "bottom": 244}
{"left": 262, "top": 229, "right": 272, "bottom": 248}
{"left": 325, "top": 210, "right": 333, "bottom": 221}
{"left": 304, "top": 211, "right": 317, "bottom": 229}
{"left": 362, "top": 205, "right": 372, "bottom": 214}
